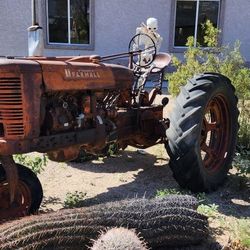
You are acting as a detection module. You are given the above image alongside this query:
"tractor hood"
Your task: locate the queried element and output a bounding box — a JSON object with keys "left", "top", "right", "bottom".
{"left": 36, "top": 59, "right": 134, "bottom": 91}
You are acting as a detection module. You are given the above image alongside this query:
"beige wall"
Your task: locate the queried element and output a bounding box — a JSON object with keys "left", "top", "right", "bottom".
{"left": 0, "top": 0, "right": 249, "bottom": 61}
{"left": 222, "top": 0, "right": 250, "bottom": 61}
{"left": 0, "top": 0, "right": 31, "bottom": 56}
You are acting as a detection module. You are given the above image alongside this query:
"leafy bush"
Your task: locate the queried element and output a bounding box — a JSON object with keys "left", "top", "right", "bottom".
{"left": 233, "top": 148, "right": 250, "bottom": 177}
{"left": 14, "top": 153, "right": 48, "bottom": 175}
{"left": 168, "top": 20, "right": 250, "bottom": 101}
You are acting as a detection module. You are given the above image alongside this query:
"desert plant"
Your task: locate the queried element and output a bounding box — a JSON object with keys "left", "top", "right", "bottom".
{"left": 233, "top": 149, "right": 250, "bottom": 177}
{"left": 235, "top": 219, "right": 250, "bottom": 248}
{"left": 0, "top": 195, "right": 208, "bottom": 249}
{"left": 221, "top": 218, "right": 250, "bottom": 249}
{"left": 71, "top": 143, "right": 119, "bottom": 163}
{"left": 168, "top": 20, "right": 250, "bottom": 101}
{"left": 237, "top": 101, "right": 250, "bottom": 149}
{"left": 64, "top": 191, "right": 87, "bottom": 208}
{"left": 197, "top": 204, "right": 219, "bottom": 218}
{"left": 91, "top": 227, "right": 148, "bottom": 250}
{"left": 156, "top": 188, "right": 184, "bottom": 197}
{"left": 156, "top": 188, "right": 207, "bottom": 205}
{"left": 13, "top": 153, "right": 48, "bottom": 175}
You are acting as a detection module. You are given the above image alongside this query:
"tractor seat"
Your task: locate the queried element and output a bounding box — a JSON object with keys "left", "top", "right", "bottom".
{"left": 151, "top": 53, "right": 171, "bottom": 73}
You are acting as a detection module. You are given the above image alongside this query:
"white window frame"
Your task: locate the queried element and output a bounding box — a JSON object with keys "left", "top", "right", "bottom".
{"left": 173, "top": 0, "right": 221, "bottom": 49}
{"left": 44, "top": 0, "right": 95, "bottom": 50}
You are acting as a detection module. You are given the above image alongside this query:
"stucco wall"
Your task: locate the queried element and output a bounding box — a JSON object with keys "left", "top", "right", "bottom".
{"left": 41, "top": 0, "right": 172, "bottom": 57}
{"left": 0, "top": 0, "right": 249, "bottom": 62}
{"left": 0, "top": 0, "right": 31, "bottom": 56}
{"left": 222, "top": 0, "right": 250, "bottom": 62}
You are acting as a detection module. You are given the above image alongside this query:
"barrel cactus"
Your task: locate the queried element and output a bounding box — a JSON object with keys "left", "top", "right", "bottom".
{"left": 0, "top": 195, "right": 208, "bottom": 249}
{"left": 91, "top": 227, "right": 148, "bottom": 250}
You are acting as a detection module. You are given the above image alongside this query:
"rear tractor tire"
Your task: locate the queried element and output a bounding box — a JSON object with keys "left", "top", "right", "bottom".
{"left": 166, "top": 73, "right": 239, "bottom": 192}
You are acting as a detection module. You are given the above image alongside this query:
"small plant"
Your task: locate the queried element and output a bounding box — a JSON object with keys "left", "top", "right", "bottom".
{"left": 233, "top": 149, "right": 250, "bottom": 177}
{"left": 13, "top": 153, "right": 48, "bottom": 175}
{"left": 225, "top": 240, "right": 249, "bottom": 250}
{"left": 71, "top": 149, "right": 97, "bottom": 163}
{"left": 71, "top": 143, "right": 119, "bottom": 163}
{"left": 64, "top": 191, "right": 87, "bottom": 208}
{"left": 221, "top": 218, "right": 250, "bottom": 248}
{"left": 237, "top": 102, "right": 250, "bottom": 149}
{"left": 237, "top": 219, "right": 250, "bottom": 248}
{"left": 197, "top": 204, "right": 219, "bottom": 217}
{"left": 156, "top": 188, "right": 207, "bottom": 204}
{"left": 196, "top": 192, "right": 207, "bottom": 204}
{"left": 156, "top": 188, "right": 185, "bottom": 197}
{"left": 238, "top": 220, "right": 250, "bottom": 248}
{"left": 105, "top": 143, "right": 120, "bottom": 157}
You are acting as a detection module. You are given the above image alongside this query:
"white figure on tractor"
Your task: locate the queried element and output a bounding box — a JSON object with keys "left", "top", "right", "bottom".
{"left": 134, "top": 17, "right": 163, "bottom": 66}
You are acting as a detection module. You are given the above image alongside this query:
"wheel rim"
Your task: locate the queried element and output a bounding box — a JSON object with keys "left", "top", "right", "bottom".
{"left": 0, "top": 180, "right": 32, "bottom": 221}
{"left": 200, "top": 94, "right": 231, "bottom": 174}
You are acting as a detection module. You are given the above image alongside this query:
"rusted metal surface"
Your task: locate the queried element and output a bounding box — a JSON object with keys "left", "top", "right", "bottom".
{"left": 0, "top": 53, "right": 170, "bottom": 220}
{"left": 0, "top": 156, "right": 18, "bottom": 203}
{"left": 48, "top": 145, "right": 81, "bottom": 162}
{"left": 200, "top": 94, "right": 230, "bottom": 173}
{"left": 0, "top": 179, "right": 31, "bottom": 221}
{"left": 38, "top": 60, "right": 134, "bottom": 91}
{"left": 0, "top": 59, "right": 42, "bottom": 140}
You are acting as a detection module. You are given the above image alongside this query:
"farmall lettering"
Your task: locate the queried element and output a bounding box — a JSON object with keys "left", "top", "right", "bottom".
{"left": 64, "top": 69, "right": 101, "bottom": 80}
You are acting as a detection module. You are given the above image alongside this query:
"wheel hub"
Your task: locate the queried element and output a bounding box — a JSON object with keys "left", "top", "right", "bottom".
{"left": 200, "top": 95, "right": 230, "bottom": 173}
{"left": 0, "top": 180, "right": 32, "bottom": 221}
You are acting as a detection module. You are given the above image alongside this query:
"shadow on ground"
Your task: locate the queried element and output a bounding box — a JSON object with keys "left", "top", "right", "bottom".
{"left": 207, "top": 174, "right": 250, "bottom": 218}
{"left": 66, "top": 149, "right": 178, "bottom": 206}
{"left": 66, "top": 148, "right": 249, "bottom": 219}
{"left": 40, "top": 196, "right": 63, "bottom": 213}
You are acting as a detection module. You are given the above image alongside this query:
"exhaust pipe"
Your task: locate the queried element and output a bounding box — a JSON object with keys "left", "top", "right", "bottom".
{"left": 27, "top": 0, "right": 44, "bottom": 56}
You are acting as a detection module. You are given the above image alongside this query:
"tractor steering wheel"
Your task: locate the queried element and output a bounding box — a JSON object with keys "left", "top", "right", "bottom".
{"left": 129, "top": 33, "right": 157, "bottom": 68}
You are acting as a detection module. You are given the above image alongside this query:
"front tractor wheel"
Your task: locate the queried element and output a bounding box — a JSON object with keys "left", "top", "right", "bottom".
{"left": 166, "top": 73, "right": 239, "bottom": 192}
{"left": 0, "top": 164, "right": 43, "bottom": 221}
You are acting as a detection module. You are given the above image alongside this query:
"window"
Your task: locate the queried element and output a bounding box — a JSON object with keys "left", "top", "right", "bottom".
{"left": 46, "top": 0, "right": 94, "bottom": 48}
{"left": 174, "top": 0, "right": 220, "bottom": 47}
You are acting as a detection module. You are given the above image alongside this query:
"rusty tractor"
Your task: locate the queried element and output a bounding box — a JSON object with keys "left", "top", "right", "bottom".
{"left": 0, "top": 34, "right": 238, "bottom": 221}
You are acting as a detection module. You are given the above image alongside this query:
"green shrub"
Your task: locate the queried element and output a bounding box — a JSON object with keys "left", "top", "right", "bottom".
{"left": 238, "top": 101, "right": 250, "bottom": 149}
{"left": 197, "top": 204, "right": 219, "bottom": 217}
{"left": 156, "top": 188, "right": 184, "bottom": 197}
{"left": 233, "top": 148, "right": 250, "bottom": 177}
{"left": 168, "top": 20, "right": 250, "bottom": 99}
{"left": 14, "top": 153, "right": 48, "bottom": 175}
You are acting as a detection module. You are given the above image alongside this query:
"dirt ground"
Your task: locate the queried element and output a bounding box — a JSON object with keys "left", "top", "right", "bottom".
{"left": 38, "top": 143, "right": 250, "bottom": 249}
